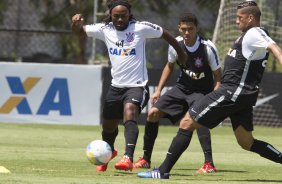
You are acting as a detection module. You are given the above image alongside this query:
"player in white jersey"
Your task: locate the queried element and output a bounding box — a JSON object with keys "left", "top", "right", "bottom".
{"left": 138, "top": 1, "right": 282, "bottom": 179}
{"left": 71, "top": 0, "right": 187, "bottom": 172}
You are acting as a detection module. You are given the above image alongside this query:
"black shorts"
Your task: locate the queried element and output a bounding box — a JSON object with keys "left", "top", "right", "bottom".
{"left": 154, "top": 86, "right": 205, "bottom": 123}
{"left": 103, "top": 85, "right": 149, "bottom": 120}
{"left": 188, "top": 87, "right": 254, "bottom": 131}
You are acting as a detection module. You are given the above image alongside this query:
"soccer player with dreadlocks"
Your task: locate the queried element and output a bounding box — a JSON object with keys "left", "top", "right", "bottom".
{"left": 71, "top": 0, "right": 187, "bottom": 172}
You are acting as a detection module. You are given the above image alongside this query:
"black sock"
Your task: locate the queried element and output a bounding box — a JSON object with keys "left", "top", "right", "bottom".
{"left": 197, "top": 127, "right": 213, "bottom": 165}
{"left": 250, "top": 139, "right": 282, "bottom": 164}
{"left": 102, "top": 128, "right": 118, "bottom": 153}
{"left": 143, "top": 121, "right": 159, "bottom": 163}
{"left": 124, "top": 120, "right": 139, "bottom": 162}
{"left": 159, "top": 128, "right": 193, "bottom": 174}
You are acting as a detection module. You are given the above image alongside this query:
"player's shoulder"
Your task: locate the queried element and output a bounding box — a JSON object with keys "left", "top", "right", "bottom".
{"left": 245, "top": 27, "right": 269, "bottom": 38}
{"left": 85, "top": 22, "right": 112, "bottom": 33}
{"left": 168, "top": 36, "right": 182, "bottom": 50}
{"left": 248, "top": 27, "right": 267, "bottom": 33}
{"left": 92, "top": 22, "right": 114, "bottom": 30}
{"left": 244, "top": 27, "right": 274, "bottom": 47}
{"left": 135, "top": 21, "right": 161, "bottom": 30}
{"left": 201, "top": 37, "right": 217, "bottom": 50}
{"left": 175, "top": 35, "right": 183, "bottom": 42}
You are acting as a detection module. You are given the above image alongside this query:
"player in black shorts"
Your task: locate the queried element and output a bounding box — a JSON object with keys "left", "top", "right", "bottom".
{"left": 138, "top": 1, "right": 282, "bottom": 179}
{"left": 134, "top": 13, "right": 221, "bottom": 173}
{"left": 72, "top": 0, "right": 187, "bottom": 172}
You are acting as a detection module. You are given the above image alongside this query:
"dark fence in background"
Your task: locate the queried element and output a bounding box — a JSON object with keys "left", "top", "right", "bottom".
{"left": 0, "top": 0, "right": 73, "bottom": 63}
{"left": 1, "top": 0, "right": 281, "bottom": 71}
{"left": 0, "top": 0, "right": 220, "bottom": 68}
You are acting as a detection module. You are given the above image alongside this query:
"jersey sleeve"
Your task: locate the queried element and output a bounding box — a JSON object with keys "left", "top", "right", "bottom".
{"left": 85, "top": 23, "right": 105, "bottom": 41}
{"left": 168, "top": 36, "right": 183, "bottom": 63}
{"left": 167, "top": 45, "right": 178, "bottom": 63}
{"left": 206, "top": 40, "right": 221, "bottom": 71}
{"left": 242, "top": 27, "right": 275, "bottom": 60}
{"left": 138, "top": 21, "right": 163, "bottom": 39}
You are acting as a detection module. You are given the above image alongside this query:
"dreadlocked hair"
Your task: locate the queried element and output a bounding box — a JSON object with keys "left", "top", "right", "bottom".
{"left": 102, "top": 0, "right": 135, "bottom": 25}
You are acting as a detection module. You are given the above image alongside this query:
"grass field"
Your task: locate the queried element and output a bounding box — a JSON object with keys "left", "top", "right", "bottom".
{"left": 0, "top": 123, "right": 281, "bottom": 184}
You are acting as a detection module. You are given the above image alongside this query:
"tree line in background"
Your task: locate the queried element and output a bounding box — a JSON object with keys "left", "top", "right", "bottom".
{"left": 33, "top": 0, "right": 190, "bottom": 64}
{"left": 0, "top": 0, "right": 219, "bottom": 65}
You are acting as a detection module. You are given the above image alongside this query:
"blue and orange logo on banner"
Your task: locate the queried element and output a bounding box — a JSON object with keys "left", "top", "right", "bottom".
{"left": 0, "top": 76, "right": 72, "bottom": 115}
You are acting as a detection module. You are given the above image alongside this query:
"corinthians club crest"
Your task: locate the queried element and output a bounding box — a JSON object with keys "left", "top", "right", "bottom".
{"left": 126, "top": 32, "right": 135, "bottom": 42}
{"left": 194, "top": 57, "right": 203, "bottom": 68}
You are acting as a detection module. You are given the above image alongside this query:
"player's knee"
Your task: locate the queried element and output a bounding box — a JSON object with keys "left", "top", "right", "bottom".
{"left": 124, "top": 103, "right": 139, "bottom": 118}
{"left": 238, "top": 142, "right": 250, "bottom": 151}
{"left": 147, "top": 107, "right": 161, "bottom": 122}
{"left": 179, "top": 113, "right": 199, "bottom": 131}
{"left": 237, "top": 139, "right": 252, "bottom": 151}
{"left": 179, "top": 118, "right": 193, "bottom": 130}
{"left": 234, "top": 128, "right": 254, "bottom": 151}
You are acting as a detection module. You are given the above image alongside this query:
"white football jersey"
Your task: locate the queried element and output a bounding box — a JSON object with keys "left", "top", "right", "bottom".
{"left": 241, "top": 27, "right": 275, "bottom": 60}
{"left": 86, "top": 21, "right": 163, "bottom": 88}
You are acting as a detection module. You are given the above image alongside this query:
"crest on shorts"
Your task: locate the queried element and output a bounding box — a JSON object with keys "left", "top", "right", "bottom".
{"left": 194, "top": 57, "right": 203, "bottom": 68}
{"left": 126, "top": 32, "right": 135, "bottom": 42}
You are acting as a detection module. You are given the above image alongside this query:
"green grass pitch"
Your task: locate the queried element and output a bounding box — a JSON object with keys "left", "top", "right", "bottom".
{"left": 0, "top": 123, "right": 281, "bottom": 184}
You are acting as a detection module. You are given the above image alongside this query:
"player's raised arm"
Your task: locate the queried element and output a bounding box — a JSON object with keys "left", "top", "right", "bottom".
{"left": 267, "top": 43, "right": 282, "bottom": 66}
{"left": 151, "top": 62, "right": 175, "bottom": 104}
{"left": 71, "top": 14, "right": 86, "bottom": 36}
{"left": 161, "top": 29, "right": 188, "bottom": 67}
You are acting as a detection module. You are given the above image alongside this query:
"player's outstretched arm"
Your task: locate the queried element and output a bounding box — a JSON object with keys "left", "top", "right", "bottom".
{"left": 212, "top": 68, "right": 221, "bottom": 90}
{"left": 151, "top": 62, "right": 174, "bottom": 104}
{"left": 71, "top": 14, "right": 86, "bottom": 36}
{"left": 267, "top": 43, "right": 282, "bottom": 66}
{"left": 161, "top": 29, "right": 188, "bottom": 67}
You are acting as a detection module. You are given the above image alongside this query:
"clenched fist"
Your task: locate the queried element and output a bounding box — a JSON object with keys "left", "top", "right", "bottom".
{"left": 71, "top": 14, "right": 85, "bottom": 35}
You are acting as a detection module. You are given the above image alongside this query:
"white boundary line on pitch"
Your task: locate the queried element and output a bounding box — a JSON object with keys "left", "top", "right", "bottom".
{"left": 0, "top": 166, "right": 11, "bottom": 173}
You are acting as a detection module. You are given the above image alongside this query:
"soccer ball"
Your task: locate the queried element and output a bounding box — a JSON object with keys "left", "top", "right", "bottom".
{"left": 86, "top": 140, "right": 112, "bottom": 165}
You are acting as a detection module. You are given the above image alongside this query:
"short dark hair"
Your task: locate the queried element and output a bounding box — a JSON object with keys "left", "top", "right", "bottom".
{"left": 237, "top": 0, "right": 258, "bottom": 9}
{"left": 179, "top": 12, "right": 198, "bottom": 27}
{"left": 237, "top": 1, "right": 261, "bottom": 18}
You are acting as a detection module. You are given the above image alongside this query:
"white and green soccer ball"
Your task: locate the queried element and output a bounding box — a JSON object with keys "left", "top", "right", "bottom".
{"left": 86, "top": 140, "right": 112, "bottom": 165}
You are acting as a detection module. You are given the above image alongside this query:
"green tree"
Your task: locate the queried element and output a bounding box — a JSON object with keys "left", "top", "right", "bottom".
{"left": 29, "top": 0, "right": 94, "bottom": 64}
{"left": 0, "top": 1, "right": 9, "bottom": 23}
{"left": 142, "top": 0, "right": 180, "bottom": 15}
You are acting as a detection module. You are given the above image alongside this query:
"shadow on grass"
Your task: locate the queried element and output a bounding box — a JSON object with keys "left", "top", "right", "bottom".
{"left": 231, "top": 179, "right": 282, "bottom": 183}
{"left": 176, "top": 178, "right": 282, "bottom": 183}
{"left": 171, "top": 170, "right": 282, "bottom": 183}
{"left": 174, "top": 168, "right": 247, "bottom": 173}
{"left": 114, "top": 171, "right": 136, "bottom": 176}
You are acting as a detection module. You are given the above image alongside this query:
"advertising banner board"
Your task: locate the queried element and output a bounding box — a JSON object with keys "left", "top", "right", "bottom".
{"left": 0, "top": 62, "right": 102, "bottom": 125}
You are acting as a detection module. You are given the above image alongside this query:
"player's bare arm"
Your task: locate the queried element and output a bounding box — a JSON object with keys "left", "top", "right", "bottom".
{"left": 161, "top": 29, "right": 188, "bottom": 67}
{"left": 151, "top": 62, "right": 175, "bottom": 104}
{"left": 267, "top": 43, "right": 282, "bottom": 66}
{"left": 71, "top": 14, "right": 86, "bottom": 36}
{"left": 212, "top": 68, "right": 221, "bottom": 90}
